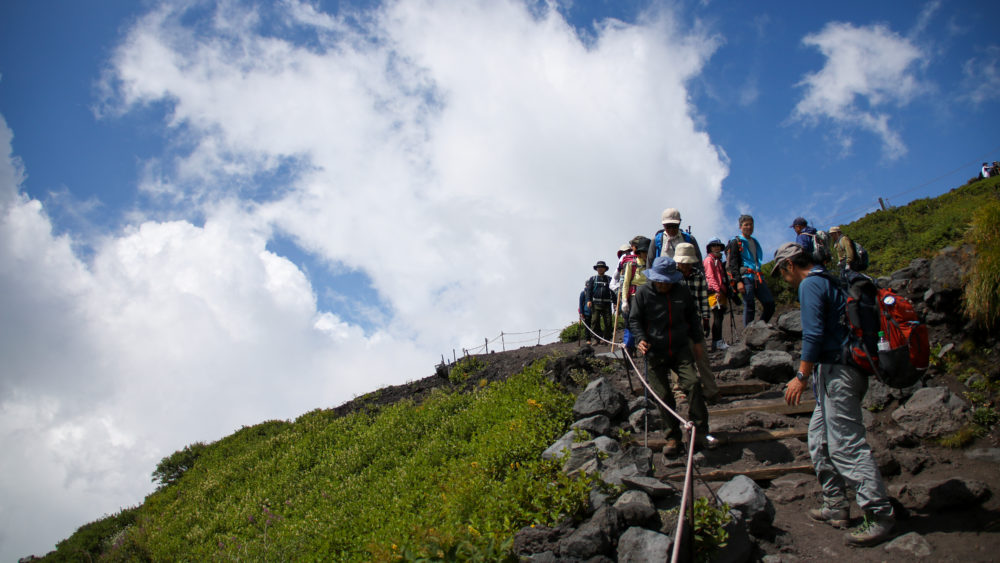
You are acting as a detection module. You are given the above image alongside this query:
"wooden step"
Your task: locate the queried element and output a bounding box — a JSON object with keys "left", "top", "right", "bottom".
{"left": 716, "top": 381, "right": 771, "bottom": 396}
{"left": 709, "top": 400, "right": 815, "bottom": 418}
{"left": 638, "top": 428, "right": 807, "bottom": 449}
{"left": 665, "top": 463, "right": 815, "bottom": 482}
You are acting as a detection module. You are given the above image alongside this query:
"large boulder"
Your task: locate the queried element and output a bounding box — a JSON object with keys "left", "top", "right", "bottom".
{"left": 558, "top": 505, "right": 622, "bottom": 559}
{"left": 776, "top": 311, "right": 802, "bottom": 335}
{"left": 616, "top": 526, "right": 672, "bottom": 563}
{"left": 748, "top": 350, "right": 795, "bottom": 384}
{"left": 629, "top": 408, "right": 662, "bottom": 433}
{"left": 929, "top": 245, "right": 973, "bottom": 294}
{"left": 717, "top": 475, "right": 775, "bottom": 536}
{"left": 723, "top": 342, "right": 753, "bottom": 369}
{"left": 572, "top": 414, "right": 612, "bottom": 437}
{"left": 573, "top": 378, "right": 627, "bottom": 420}
{"left": 891, "top": 386, "right": 968, "bottom": 439}
{"left": 613, "top": 490, "right": 658, "bottom": 527}
{"left": 743, "top": 321, "right": 779, "bottom": 349}
{"left": 562, "top": 441, "right": 599, "bottom": 475}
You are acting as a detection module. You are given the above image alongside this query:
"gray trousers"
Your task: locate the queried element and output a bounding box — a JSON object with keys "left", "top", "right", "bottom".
{"left": 808, "top": 363, "right": 893, "bottom": 517}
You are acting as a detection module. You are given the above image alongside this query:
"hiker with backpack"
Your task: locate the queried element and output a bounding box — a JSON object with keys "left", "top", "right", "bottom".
{"left": 585, "top": 261, "right": 614, "bottom": 343}
{"left": 628, "top": 255, "right": 716, "bottom": 457}
{"left": 773, "top": 242, "right": 895, "bottom": 547}
{"left": 647, "top": 208, "right": 702, "bottom": 265}
{"left": 830, "top": 226, "right": 868, "bottom": 278}
{"left": 792, "top": 217, "right": 832, "bottom": 267}
{"left": 703, "top": 238, "right": 731, "bottom": 351}
{"left": 727, "top": 214, "right": 776, "bottom": 326}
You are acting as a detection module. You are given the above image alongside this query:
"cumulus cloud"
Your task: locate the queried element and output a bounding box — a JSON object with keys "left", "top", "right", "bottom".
{"left": 1, "top": 0, "right": 727, "bottom": 558}
{"left": 791, "top": 21, "right": 925, "bottom": 160}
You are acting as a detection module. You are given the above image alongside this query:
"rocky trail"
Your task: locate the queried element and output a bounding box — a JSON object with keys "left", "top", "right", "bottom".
{"left": 337, "top": 248, "right": 1000, "bottom": 561}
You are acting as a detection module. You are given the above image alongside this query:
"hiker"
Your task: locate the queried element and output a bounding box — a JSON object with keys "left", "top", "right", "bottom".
{"left": 628, "top": 255, "right": 715, "bottom": 456}
{"left": 585, "top": 261, "right": 614, "bottom": 343}
{"left": 727, "top": 214, "right": 776, "bottom": 326}
{"left": 981, "top": 162, "right": 991, "bottom": 179}
{"left": 620, "top": 236, "right": 651, "bottom": 354}
{"left": 578, "top": 288, "right": 592, "bottom": 344}
{"left": 648, "top": 208, "right": 702, "bottom": 265}
{"left": 829, "top": 226, "right": 856, "bottom": 278}
{"left": 610, "top": 243, "right": 632, "bottom": 300}
{"left": 675, "top": 243, "right": 720, "bottom": 402}
{"left": 774, "top": 242, "right": 895, "bottom": 547}
{"left": 703, "top": 238, "right": 731, "bottom": 351}
{"left": 790, "top": 217, "right": 818, "bottom": 255}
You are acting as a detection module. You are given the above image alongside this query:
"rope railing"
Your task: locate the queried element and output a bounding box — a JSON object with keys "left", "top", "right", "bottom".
{"left": 445, "top": 328, "right": 565, "bottom": 362}
{"left": 578, "top": 319, "right": 720, "bottom": 563}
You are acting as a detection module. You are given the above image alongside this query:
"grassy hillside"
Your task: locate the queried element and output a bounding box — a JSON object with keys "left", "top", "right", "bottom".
{"left": 844, "top": 176, "right": 1000, "bottom": 276}
{"left": 43, "top": 360, "right": 600, "bottom": 561}
{"left": 766, "top": 176, "right": 1000, "bottom": 303}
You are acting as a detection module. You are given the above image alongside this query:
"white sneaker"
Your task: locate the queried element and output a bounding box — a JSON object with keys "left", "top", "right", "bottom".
{"left": 715, "top": 340, "right": 729, "bottom": 350}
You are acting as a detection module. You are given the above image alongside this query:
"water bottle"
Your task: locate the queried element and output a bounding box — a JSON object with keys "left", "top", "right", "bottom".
{"left": 877, "top": 331, "right": 890, "bottom": 352}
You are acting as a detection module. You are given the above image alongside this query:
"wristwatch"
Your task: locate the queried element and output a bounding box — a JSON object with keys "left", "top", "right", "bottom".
{"left": 795, "top": 371, "right": 808, "bottom": 382}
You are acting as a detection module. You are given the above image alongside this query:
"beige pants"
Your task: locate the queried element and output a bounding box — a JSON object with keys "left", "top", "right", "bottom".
{"left": 670, "top": 342, "right": 718, "bottom": 400}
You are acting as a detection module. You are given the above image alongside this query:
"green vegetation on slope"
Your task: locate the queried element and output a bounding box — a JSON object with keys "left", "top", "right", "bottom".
{"left": 963, "top": 198, "right": 1000, "bottom": 329}
{"left": 47, "top": 360, "right": 599, "bottom": 562}
{"left": 843, "top": 176, "right": 1000, "bottom": 276}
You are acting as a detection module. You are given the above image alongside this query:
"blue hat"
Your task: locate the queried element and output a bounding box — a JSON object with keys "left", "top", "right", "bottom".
{"left": 645, "top": 256, "right": 684, "bottom": 284}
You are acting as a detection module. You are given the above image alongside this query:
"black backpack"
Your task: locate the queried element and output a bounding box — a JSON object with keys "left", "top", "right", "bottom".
{"left": 850, "top": 241, "right": 869, "bottom": 271}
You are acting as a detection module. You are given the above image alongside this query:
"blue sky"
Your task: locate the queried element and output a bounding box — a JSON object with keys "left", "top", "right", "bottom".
{"left": 1, "top": 0, "right": 998, "bottom": 559}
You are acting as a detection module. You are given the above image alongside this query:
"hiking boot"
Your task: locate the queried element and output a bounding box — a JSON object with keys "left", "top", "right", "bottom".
{"left": 844, "top": 513, "right": 894, "bottom": 547}
{"left": 808, "top": 505, "right": 850, "bottom": 528}
{"left": 694, "top": 434, "right": 719, "bottom": 451}
{"left": 662, "top": 439, "right": 682, "bottom": 457}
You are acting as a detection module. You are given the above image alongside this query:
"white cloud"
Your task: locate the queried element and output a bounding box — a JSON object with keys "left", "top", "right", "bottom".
{"left": 792, "top": 21, "right": 925, "bottom": 160}
{"left": 962, "top": 45, "right": 1000, "bottom": 106}
{"left": 1, "top": 0, "right": 728, "bottom": 558}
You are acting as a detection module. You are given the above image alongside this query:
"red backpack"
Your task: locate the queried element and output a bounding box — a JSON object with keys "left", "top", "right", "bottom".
{"left": 815, "top": 271, "right": 929, "bottom": 388}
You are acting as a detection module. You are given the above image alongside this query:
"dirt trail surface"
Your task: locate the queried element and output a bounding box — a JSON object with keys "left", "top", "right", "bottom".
{"left": 333, "top": 336, "right": 1000, "bottom": 561}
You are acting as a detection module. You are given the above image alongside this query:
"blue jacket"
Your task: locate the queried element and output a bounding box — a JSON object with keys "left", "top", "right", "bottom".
{"left": 799, "top": 267, "right": 848, "bottom": 363}
{"left": 728, "top": 234, "right": 765, "bottom": 280}
{"left": 795, "top": 226, "right": 817, "bottom": 254}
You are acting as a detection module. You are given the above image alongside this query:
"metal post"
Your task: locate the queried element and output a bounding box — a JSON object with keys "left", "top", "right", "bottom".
{"left": 484, "top": 337, "right": 489, "bottom": 354}
{"left": 501, "top": 332, "right": 505, "bottom": 351}
{"left": 537, "top": 329, "right": 541, "bottom": 345}
{"left": 453, "top": 349, "right": 457, "bottom": 363}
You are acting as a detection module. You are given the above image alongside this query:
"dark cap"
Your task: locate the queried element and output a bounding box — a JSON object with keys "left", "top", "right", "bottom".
{"left": 593, "top": 261, "right": 609, "bottom": 271}
{"left": 790, "top": 217, "right": 807, "bottom": 228}
{"left": 630, "top": 235, "right": 651, "bottom": 253}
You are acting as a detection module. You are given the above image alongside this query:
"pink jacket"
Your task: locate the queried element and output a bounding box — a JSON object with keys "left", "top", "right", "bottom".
{"left": 703, "top": 254, "right": 726, "bottom": 293}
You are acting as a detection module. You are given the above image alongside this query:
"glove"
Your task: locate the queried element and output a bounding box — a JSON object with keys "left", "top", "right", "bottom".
{"left": 621, "top": 301, "right": 629, "bottom": 314}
